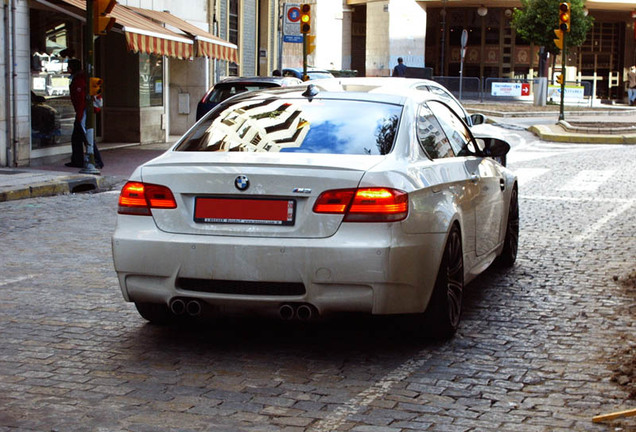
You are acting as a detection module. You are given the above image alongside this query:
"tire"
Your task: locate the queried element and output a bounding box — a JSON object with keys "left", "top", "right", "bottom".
{"left": 496, "top": 185, "right": 519, "bottom": 267}
{"left": 422, "top": 225, "right": 464, "bottom": 339}
{"left": 134, "top": 302, "right": 172, "bottom": 325}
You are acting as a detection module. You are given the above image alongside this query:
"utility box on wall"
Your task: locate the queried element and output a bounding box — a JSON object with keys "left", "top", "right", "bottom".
{"left": 178, "top": 93, "right": 190, "bottom": 114}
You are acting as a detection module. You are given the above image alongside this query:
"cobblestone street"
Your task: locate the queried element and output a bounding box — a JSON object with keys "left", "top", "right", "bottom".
{"left": 0, "top": 131, "right": 634, "bottom": 431}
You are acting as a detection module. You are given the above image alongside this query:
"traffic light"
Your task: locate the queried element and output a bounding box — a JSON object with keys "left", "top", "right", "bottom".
{"left": 558, "top": 2, "right": 571, "bottom": 32}
{"left": 300, "top": 4, "right": 311, "bottom": 34}
{"left": 93, "top": 0, "right": 117, "bottom": 35}
{"left": 307, "top": 35, "right": 316, "bottom": 55}
{"left": 553, "top": 29, "right": 564, "bottom": 50}
{"left": 556, "top": 74, "right": 564, "bottom": 85}
{"left": 89, "top": 77, "right": 103, "bottom": 96}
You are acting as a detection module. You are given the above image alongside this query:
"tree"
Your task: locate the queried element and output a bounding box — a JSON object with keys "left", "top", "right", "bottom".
{"left": 512, "top": 0, "right": 593, "bottom": 75}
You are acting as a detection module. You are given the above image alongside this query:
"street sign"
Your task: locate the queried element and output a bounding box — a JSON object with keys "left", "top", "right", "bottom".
{"left": 284, "top": 3, "right": 302, "bottom": 43}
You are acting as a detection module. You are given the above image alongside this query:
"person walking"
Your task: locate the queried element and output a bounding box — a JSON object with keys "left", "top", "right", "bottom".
{"left": 65, "top": 58, "right": 103, "bottom": 168}
{"left": 392, "top": 57, "right": 407, "bottom": 77}
{"left": 628, "top": 65, "right": 636, "bottom": 106}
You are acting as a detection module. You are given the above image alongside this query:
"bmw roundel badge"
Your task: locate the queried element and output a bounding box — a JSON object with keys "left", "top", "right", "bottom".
{"left": 235, "top": 175, "right": 250, "bottom": 191}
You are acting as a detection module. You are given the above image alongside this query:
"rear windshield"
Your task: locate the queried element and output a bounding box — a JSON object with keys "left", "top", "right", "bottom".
{"left": 176, "top": 97, "right": 402, "bottom": 155}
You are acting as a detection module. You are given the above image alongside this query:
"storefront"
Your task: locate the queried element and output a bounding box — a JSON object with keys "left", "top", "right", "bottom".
{"left": 26, "top": 0, "right": 237, "bottom": 164}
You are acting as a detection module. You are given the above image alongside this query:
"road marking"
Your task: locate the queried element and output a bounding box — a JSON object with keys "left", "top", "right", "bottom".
{"left": 513, "top": 168, "right": 550, "bottom": 187}
{"left": 0, "top": 275, "right": 36, "bottom": 287}
{"left": 573, "top": 200, "right": 634, "bottom": 242}
{"left": 520, "top": 195, "right": 634, "bottom": 242}
{"left": 560, "top": 170, "right": 613, "bottom": 192}
{"left": 520, "top": 195, "right": 631, "bottom": 203}
{"left": 312, "top": 353, "right": 431, "bottom": 431}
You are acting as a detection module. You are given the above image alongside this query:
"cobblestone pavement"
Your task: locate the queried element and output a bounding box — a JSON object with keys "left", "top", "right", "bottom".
{"left": 0, "top": 130, "right": 634, "bottom": 431}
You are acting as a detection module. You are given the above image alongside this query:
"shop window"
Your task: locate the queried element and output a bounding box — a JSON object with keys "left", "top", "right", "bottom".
{"left": 30, "top": 17, "right": 75, "bottom": 149}
{"left": 228, "top": 0, "right": 239, "bottom": 76}
{"left": 139, "top": 53, "right": 163, "bottom": 107}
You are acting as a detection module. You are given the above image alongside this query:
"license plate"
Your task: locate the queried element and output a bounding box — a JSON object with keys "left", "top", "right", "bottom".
{"left": 194, "top": 197, "right": 296, "bottom": 225}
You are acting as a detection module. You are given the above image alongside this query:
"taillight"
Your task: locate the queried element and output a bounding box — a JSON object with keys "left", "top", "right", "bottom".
{"left": 118, "top": 182, "right": 177, "bottom": 216}
{"left": 313, "top": 188, "right": 408, "bottom": 222}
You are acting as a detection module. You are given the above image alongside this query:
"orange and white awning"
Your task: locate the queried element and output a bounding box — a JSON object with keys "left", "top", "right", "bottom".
{"left": 128, "top": 7, "right": 238, "bottom": 62}
{"left": 37, "top": 0, "right": 195, "bottom": 60}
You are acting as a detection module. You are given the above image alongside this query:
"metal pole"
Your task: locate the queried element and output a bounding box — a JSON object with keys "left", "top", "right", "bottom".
{"left": 302, "top": 32, "right": 307, "bottom": 80}
{"left": 559, "top": 32, "right": 566, "bottom": 122}
{"left": 440, "top": 0, "right": 447, "bottom": 76}
{"left": 81, "top": 0, "right": 99, "bottom": 174}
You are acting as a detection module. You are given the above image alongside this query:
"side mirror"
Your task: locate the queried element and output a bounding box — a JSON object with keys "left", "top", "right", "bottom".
{"left": 470, "top": 113, "right": 487, "bottom": 126}
{"left": 481, "top": 137, "right": 510, "bottom": 166}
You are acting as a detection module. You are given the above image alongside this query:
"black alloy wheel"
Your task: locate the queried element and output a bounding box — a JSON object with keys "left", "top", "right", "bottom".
{"left": 422, "top": 224, "right": 464, "bottom": 339}
{"left": 496, "top": 185, "right": 519, "bottom": 267}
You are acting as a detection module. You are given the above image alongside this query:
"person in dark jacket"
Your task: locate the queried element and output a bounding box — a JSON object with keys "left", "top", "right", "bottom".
{"left": 65, "top": 58, "right": 103, "bottom": 168}
{"left": 392, "top": 57, "right": 407, "bottom": 77}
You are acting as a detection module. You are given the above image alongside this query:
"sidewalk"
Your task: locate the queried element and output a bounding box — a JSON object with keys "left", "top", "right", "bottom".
{"left": 0, "top": 141, "right": 173, "bottom": 202}
{"left": 1, "top": 108, "right": 635, "bottom": 202}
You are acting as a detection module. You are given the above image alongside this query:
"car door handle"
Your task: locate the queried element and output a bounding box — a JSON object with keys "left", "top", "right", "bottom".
{"left": 500, "top": 178, "right": 505, "bottom": 191}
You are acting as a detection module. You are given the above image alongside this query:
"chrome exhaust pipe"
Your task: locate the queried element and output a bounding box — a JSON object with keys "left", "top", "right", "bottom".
{"left": 279, "top": 304, "right": 295, "bottom": 320}
{"left": 170, "top": 298, "right": 186, "bottom": 315}
{"left": 297, "top": 304, "right": 314, "bottom": 321}
{"left": 186, "top": 300, "right": 202, "bottom": 316}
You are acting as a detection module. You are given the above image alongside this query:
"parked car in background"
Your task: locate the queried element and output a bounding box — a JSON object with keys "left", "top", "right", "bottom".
{"left": 196, "top": 76, "right": 302, "bottom": 120}
{"left": 281, "top": 67, "right": 335, "bottom": 80}
{"left": 113, "top": 79, "right": 518, "bottom": 339}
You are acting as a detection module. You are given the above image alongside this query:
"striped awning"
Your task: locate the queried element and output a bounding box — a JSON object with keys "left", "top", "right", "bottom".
{"left": 128, "top": 7, "right": 238, "bottom": 62}
{"left": 47, "top": 0, "right": 195, "bottom": 59}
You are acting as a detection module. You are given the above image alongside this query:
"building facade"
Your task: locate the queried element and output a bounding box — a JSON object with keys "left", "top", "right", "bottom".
{"left": 2, "top": 0, "right": 635, "bottom": 167}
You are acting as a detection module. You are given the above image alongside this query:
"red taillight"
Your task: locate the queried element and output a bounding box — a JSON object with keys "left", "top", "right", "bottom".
{"left": 118, "top": 182, "right": 177, "bottom": 216}
{"left": 313, "top": 188, "right": 408, "bottom": 222}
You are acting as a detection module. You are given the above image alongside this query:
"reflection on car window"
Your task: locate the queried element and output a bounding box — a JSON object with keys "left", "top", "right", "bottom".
{"left": 176, "top": 97, "right": 402, "bottom": 155}
{"left": 416, "top": 104, "right": 454, "bottom": 159}
{"left": 208, "top": 84, "right": 279, "bottom": 104}
{"left": 427, "top": 100, "right": 472, "bottom": 156}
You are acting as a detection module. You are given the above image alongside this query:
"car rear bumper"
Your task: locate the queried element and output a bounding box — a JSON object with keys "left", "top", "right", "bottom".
{"left": 112, "top": 216, "right": 446, "bottom": 316}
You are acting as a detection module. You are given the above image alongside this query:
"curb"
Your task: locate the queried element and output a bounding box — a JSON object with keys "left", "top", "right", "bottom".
{"left": 527, "top": 124, "right": 636, "bottom": 144}
{"left": 0, "top": 174, "right": 121, "bottom": 202}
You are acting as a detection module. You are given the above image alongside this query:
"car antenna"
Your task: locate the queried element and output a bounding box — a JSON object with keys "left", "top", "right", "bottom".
{"left": 302, "top": 84, "right": 319, "bottom": 100}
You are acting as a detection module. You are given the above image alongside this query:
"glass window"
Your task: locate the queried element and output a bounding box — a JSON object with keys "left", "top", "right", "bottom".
{"left": 427, "top": 100, "right": 472, "bottom": 156}
{"left": 228, "top": 0, "right": 239, "bottom": 76}
{"left": 176, "top": 97, "right": 402, "bottom": 155}
{"left": 139, "top": 53, "right": 163, "bottom": 107}
{"left": 416, "top": 104, "right": 454, "bottom": 159}
{"left": 417, "top": 84, "right": 469, "bottom": 124}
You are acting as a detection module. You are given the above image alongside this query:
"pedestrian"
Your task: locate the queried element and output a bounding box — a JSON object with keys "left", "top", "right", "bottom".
{"left": 65, "top": 58, "right": 103, "bottom": 168}
{"left": 628, "top": 65, "right": 636, "bottom": 106}
{"left": 392, "top": 57, "right": 407, "bottom": 77}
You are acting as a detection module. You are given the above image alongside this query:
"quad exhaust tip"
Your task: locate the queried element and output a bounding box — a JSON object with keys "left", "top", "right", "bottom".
{"left": 279, "top": 303, "right": 316, "bottom": 321}
{"left": 170, "top": 298, "right": 202, "bottom": 316}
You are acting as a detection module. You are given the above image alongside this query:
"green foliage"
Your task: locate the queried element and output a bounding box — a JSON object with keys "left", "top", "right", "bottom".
{"left": 512, "top": 0, "right": 593, "bottom": 55}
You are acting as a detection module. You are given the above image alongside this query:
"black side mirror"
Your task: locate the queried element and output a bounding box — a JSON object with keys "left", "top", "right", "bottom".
{"left": 470, "top": 113, "right": 487, "bottom": 126}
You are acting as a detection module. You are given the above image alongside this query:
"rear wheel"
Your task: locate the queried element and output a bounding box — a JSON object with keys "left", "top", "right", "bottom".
{"left": 134, "top": 302, "right": 172, "bottom": 325}
{"left": 422, "top": 225, "right": 464, "bottom": 339}
{"left": 496, "top": 185, "right": 519, "bottom": 267}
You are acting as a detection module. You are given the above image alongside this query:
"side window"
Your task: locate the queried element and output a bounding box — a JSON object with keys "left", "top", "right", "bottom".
{"left": 427, "top": 100, "right": 472, "bottom": 156}
{"left": 420, "top": 84, "right": 470, "bottom": 125}
{"left": 416, "top": 104, "right": 454, "bottom": 159}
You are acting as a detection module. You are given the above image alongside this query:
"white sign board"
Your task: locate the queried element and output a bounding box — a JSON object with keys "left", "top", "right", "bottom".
{"left": 491, "top": 82, "right": 531, "bottom": 97}
{"left": 284, "top": 3, "right": 302, "bottom": 42}
{"left": 548, "top": 85, "right": 585, "bottom": 100}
